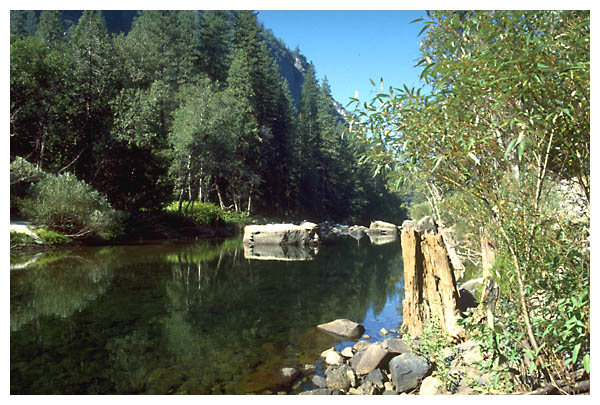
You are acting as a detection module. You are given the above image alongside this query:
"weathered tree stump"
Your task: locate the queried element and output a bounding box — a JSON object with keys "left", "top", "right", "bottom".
{"left": 400, "top": 217, "right": 463, "bottom": 338}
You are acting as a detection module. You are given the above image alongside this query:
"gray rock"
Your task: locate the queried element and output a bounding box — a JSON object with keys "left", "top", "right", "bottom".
{"left": 299, "top": 388, "right": 344, "bottom": 395}
{"left": 348, "top": 225, "right": 368, "bottom": 241}
{"left": 243, "top": 222, "right": 319, "bottom": 246}
{"left": 317, "top": 319, "right": 365, "bottom": 340}
{"left": 352, "top": 343, "right": 391, "bottom": 375}
{"left": 312, "top": 375, "right": 328, "bottom": 388}
{"left": 356, "top": 381, "right": 381, "bottom": 395}
{"left": 280, "top": 367, "right": 301, "bottom": 382}
{"left": 380, "top": 338, "right": 412, "bottom": 355}
{"left": 415, "top": 216, "right": 437, "bottom": 233}
{"left": 353, "top": 340, "right": 373, "bottom": 352}
{"left": 389, "top": 353, "right": 432, "bottom": 393}
{"left": 326, "top": 364, "right": 356, "bottom": 391}
{"left": 364, "top": 368, "right": 387, "bottom": 389}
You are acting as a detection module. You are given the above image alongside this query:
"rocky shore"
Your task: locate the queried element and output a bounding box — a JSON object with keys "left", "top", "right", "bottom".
{"left": 266, "top": 318, "right": 492, "bottom": 395}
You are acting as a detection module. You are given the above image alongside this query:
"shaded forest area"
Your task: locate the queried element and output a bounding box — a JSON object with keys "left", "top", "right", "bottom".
{"left": 10, "top": 10, "right": 403, "bottom": 227}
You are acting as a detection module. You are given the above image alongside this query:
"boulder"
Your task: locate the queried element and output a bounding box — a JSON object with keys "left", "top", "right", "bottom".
{"left": 299, "top": 388, "right": 344, "bottom": 395}
{"left": 380, "top": 338, "right": 411, "bottom": 355}
{"left": 326, "top": 364, "right": 356, "bottom": 391}
{"left": 280, "top": 367, "right": 302, "bottom": 386}
{"left": 367, "top": 221, "right": 399, "bottom": 245}
{"left": 353, "top": 340, "right": 372, "bottom": 352}
{"left": 324, "top": 350, "right": 344, "bottom": 366}
{"left": 341, "top": 347, "right": 354, "bottom": 358}
{"left": 419, "top": 376, "right": 445, "bottom": 395}
{"left": 364, "top": 368, "right": 387, "bottom": 389}
{"left": 352, "top": 343, "right": 391, "bottom": 375}
{"left": 389, "top": 353, "right": 432, "bottom": 393}
{"left": 243, "top": 222, "right": 319, "bottom": 246}
{"left": 348, "top": 225, "right": 369, "bottom": 241}
{"left": 312, "top": 375, "right": 328, "bottom": 389}
{"left": 317, "top": 319, "right": 365, "bottom": 340}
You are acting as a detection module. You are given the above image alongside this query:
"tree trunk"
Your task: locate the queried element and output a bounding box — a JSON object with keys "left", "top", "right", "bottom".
{"left": 401, "top": 220, "right": 463, "bottom": 338}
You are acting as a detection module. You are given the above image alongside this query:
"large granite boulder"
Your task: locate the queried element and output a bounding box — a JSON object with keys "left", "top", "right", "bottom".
{"left": 317, "top": 319, "right": 365, "bottom": 340}
{"left": 389, "top": 353, "right": 432, "bottom": 393}
{"left": 243, "top": 222, "right": 319, "bottom": 246}
{"left": 367, "top": 220, "right": 399, "bottom": 245}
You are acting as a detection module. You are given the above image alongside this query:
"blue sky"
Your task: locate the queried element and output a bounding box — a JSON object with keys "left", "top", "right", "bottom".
{"left": 257, "top": 10, "right": 428, "bottom": 107}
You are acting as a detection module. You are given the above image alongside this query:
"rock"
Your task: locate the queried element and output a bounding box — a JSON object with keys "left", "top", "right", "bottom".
{"left": 419, "top": 376, "right": 445, "bottom": 395}
{"left": 326, "top": 364, "right": 356, "bottom": 391}
{"left": 320, "top": 347, "right": 335, "bottom": 358}
{"left": 362, "top": 334, "right": 371, "bottom": 339}
{"left": 457, "top": 339, "right": 483, "bottom": 365}
{"left": 304, "top": 364, "right": 316, "bottom": 371}
{"left": 341, "top": 347, "right": 354, "bottom": 358}
{"left": 312, "top": 375, "right": 328, "bottom": 388}
{"left": 384, "top": 381, "right": 394, "bottom": 391}
{"left": 348, "top": 225, "right": 368, "bottom": 241}
{"left": 380, "top": 338, "right": 411, "bottom": 355}
{"left": 380, "top": 328, "right": 389, "bottom": 335}
{"left": 457, "top": 287, "right": 478, "bottom": 312}
{"left": 389, "top": 353, "right": 432, "bottom": 393}
{"left": 352, "top": 343, "right": 391, "bottom": 375}
{"left": 356, "top": 381, "right": 382, "bottom": 395}
{"left": 317, "top": 319, "right": 366, "bottom": 340}
{"left": 348, "top": 387, "right": 362, "bottom": 395}
{"left": 415, "top": 216, "right": 437, "bottom": 233}
{"left": 280, "top": 367, "right": 301, "bottom": 385}
{"left": 299, "top": 388, "right": 343, "bottom": 395}
{"left": 367, "top": 221, "right": 399, "bottom": 245}
{"left": 353, "top": 340, "right": 372, "bottom": 352}
{"left": 325, "top": 350, "right": 344, "bottom": 366}
{"left": 243, "top": 222, "right": 319, "bottom": 246}
{"left": 364, "top": 368, "right": 387, "bottom": 389}
{"left": 382, "top": 389, "right": 397, "bottom": 395}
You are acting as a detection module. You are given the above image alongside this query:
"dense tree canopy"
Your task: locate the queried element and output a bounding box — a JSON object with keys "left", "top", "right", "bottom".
{"left": 10, "top": 10, "right": 403, "bottom": 224}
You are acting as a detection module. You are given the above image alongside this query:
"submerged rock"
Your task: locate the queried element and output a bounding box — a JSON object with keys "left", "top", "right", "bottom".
{"left": 317, "top": 319, "right": 365, "bottom": 340}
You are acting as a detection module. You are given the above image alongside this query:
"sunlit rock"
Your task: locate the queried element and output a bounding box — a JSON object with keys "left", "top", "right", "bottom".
{"left": 243, "top": 222, "right": 319, "bottom": 246}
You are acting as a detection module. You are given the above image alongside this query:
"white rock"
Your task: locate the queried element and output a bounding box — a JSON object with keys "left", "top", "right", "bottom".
{"left": 325, "top": 350, "right": 344, "bottom": 366}
{"left": 380, "top": 328, "right": 389, "bottom": 335}
{"left": 419, "top": 376, "right": 445, "bottom": 395}
{"left": 341, "top": 347, "right": 354, "bottom": 358}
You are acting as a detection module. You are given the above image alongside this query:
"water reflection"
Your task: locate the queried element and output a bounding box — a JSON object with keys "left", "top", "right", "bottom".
{"left": 11, "top": 238, "right": 403, "bottom": 394}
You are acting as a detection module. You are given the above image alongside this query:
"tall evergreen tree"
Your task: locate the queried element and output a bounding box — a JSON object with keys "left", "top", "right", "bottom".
{"left": 36, "top": 11, "right": 65, "bottom": 47}
{"left": 197, "top": 10, "right": 233, "bottom": 84}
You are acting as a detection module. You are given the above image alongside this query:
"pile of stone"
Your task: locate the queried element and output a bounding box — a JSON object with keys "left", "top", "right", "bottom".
{"left": 289, "top": 318, "right": 489, "bottom": 395}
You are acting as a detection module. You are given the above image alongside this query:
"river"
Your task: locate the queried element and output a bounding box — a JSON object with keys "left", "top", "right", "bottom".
{"left": 10, "top": 237, "right": 404, "bottom": 394}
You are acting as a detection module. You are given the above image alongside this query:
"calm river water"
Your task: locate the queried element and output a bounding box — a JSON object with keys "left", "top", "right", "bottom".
{"left": 10, "top": 237, "right": 404, "bottom": 394}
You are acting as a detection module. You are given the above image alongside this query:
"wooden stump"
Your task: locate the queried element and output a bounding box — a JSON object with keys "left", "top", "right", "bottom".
{"left": 401, "top": 220, "right": 463, "bottom": 338}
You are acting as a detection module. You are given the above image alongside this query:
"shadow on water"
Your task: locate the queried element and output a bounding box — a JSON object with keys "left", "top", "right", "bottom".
{"left": 10, "top": 237, "right": 404, "bottom": 394}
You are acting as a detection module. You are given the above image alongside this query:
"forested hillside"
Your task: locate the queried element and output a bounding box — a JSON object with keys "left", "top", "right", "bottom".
{"left": 10, "top": 10, "right": 402, "bottom": 224}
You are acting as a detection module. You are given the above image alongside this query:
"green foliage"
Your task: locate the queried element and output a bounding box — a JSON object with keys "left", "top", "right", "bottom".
{"left": 23, "top": 172, "right": 125, "bottom": 239}
{"left": 10, "top": 231, "right": 36, "bottom": 247}
{"left": 165, "top": 201, "right": 246, "bottom": 228}
{"left": 351, "top": 10, "right": 589, "bottom": 390}
{"left": 36, "top": 229, "right": 72, "bottom": 245}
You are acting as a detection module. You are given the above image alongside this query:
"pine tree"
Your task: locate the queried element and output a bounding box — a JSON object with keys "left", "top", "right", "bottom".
{"left": 197, "top": 10, "right": 233, "bottom": 84}
{"left": 36, "top": 11, "right": 64, "bottom": 47}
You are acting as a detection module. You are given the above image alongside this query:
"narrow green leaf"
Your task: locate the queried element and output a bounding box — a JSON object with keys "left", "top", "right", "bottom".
{"left": 583, "top": 354, "right": 590, "bottom": 373}
{"left": 369, "top": 77, "right": 375, "bottom": 87}
{"left": 572, "top": 343, "right": 581, "bottom": 364}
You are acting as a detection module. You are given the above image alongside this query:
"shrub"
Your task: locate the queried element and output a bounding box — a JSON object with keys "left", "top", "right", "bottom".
{"left": 22, "top": 172, "right": 124, "bottom": 239}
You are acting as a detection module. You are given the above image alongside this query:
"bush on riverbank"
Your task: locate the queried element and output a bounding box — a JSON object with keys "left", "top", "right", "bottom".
{"left": 165, "top": 201, "right": 250, "bottom": 228}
